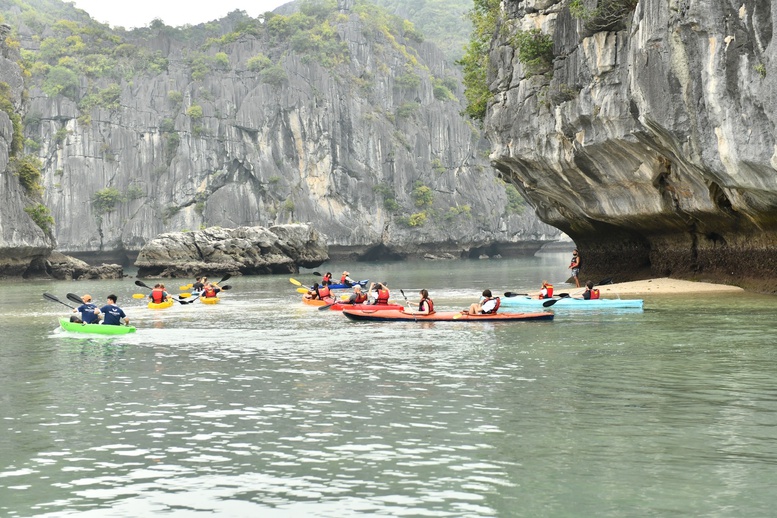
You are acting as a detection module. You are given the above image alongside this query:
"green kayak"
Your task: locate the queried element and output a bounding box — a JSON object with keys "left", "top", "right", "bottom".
{"left": 59, "top": 318, "right": 136, "bottom": 335}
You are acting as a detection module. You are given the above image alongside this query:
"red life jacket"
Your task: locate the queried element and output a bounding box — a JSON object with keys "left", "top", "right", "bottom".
{"left": 204, "top": 287, "right": 217, "bottom": 298}
{"left": 482, "top": 297, "right": 500, "bottom": 314}
{"left": 151, "top": 288, "right": 165, "bottom": 303}
{"left": 340, "top": 274, "right": 347, "bottom": 284}
{"left": 419, "top": 298, "right": 434, "bottom": 313}
{"left": 353, "top": 292, "right": 368, "bottom": 304}
{"left": 591, "top": 288, "right": 600, "bottom": 299}
{"left": 318, "top": 286, "right": 331, "bottom": 298}
{"left": 376, "top": 288, "right": 390, "bottom": 304}
{"left": 322, "top": 274, "right": 332, "bottom": 285}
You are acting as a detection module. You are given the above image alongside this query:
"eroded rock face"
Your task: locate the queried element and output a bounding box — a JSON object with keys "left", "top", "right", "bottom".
{"left": 3, "top": 7, "right": 561, "bottom": 265}
{"left": 134, "top": 224, "right": 328, "bottom": 278}
{"left": 487, "top": 0, "right": 777, "bottom": 290}
{"left": 0, "top": 24, "right": 54, "bottom": 277}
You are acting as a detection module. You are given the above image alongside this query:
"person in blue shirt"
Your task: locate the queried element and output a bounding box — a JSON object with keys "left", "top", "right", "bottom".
{"left": 99, "top": 294, "right": 129, "bottom": 326}
{"left": 71, "top": 294, "right": 100, "bottom": 323}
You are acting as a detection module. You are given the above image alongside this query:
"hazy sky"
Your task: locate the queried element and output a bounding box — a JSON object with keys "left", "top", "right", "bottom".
{"left": 70, "top": 0, "right": 290, "bottom": 29}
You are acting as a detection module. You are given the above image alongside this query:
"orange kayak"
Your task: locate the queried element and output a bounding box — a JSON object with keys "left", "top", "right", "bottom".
{"left": 302, "top": 296, "right": 335, "bottom": 307}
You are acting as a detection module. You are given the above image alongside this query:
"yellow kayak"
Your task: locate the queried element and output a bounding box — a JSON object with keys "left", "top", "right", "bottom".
{"left": 148, "top": 299, "right": 174, "bottom": 309}
{"left": 200, "top": 297, "right": 220, "bottom": 305}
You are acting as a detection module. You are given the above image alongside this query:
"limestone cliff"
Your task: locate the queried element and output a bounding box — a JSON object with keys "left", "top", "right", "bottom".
{"left": 3, "top": 0, "right": 560, "bottom": 269}
{"left": 0, "top": 23, "right": 54, "bottom": 276}
{"left": 485, "top": 0, "right": 776, "bottom": 290}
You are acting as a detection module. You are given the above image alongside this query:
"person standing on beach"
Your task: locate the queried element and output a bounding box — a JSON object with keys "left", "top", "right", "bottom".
{"left": 569, "top": 249, "right": 581, "bottom": 288}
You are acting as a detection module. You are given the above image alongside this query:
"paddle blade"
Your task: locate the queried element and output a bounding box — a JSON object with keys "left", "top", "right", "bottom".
{"left": 135, "top": 279, "right": 152, "bottom": 289}
{"left": 179, "top": 293, "right": 190, "bottom": 298}
{"left": 66, "top": 293, "right": 84, "bottom": 305}
{"left": 542, "top": 299, "right": 559, "bottom": 307}
{"left": 296, "top": 287, "right": 309, "bottom": 294}
{"left": 44, "top": 292, "right": 75, "bottom": 309}
{"left": 218, "top": 273, "right": 232, "bottom": 284}
{"left": 179, "top": 285, "right": 189, "bottom": 291}
{"left": 132, "top": 293, "right": 145, "bottom": 299}
{"left": 318, "top": 303, "right": 336, "bottom": 311}
{"left": 289, "top": 278, "right": 302, "bottom": 286}
{"left": 313, "top": 271, "right": 322, "bottom": 276}
{"left": 220, "top": 285, "right": 231, "bottom": 290}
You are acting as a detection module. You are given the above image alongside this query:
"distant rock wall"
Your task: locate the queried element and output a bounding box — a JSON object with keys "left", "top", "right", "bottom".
{"left": 7, "top": 7, "right": 560, "bottom": 268}
{"left": 486, "top": 0, "right": 777, "bottom": 291}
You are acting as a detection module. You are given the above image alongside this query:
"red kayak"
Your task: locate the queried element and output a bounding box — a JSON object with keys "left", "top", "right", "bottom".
{"left": 342, "top": 309, "right": 554, "bottom": 322}
{"left": 324, "top": 302, "right": 405, "bottom": 312}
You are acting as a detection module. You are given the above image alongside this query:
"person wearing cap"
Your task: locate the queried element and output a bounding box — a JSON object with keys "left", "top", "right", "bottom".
{"left": 345, "top": 285, "right": 368, "bottom": 305}
{"left": 368, "top": 282, "right": 390, "bottom": 305}
{"left": 340, "top": 271, "right": 355, "bottom": 287}
{"left": 72, "top": 294, "right": 99, "bottom": 324}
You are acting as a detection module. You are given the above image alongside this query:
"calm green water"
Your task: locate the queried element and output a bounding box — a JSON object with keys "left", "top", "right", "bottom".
{"left": 2, "top": 253, "right": 777, "bottom": 517}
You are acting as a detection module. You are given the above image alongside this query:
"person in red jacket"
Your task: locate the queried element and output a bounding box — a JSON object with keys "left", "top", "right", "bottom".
{"left": 408, "top": 289, "right": 434, "bottom": 315}
{"left": 345, "top": 285, "right": 368, "bottom": 304}
{"left": 368, "top": 282, "right": 390, "bottom": 305}
{"left": 149, "top": 283, "right": 171, "bottom": 303}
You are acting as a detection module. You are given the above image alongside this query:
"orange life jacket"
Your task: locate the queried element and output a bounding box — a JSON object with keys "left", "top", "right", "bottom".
{"left": 353, "top": 292, "right": 368, "bottom": 304}
{"left": 318, "top": 286, "right": 331, "bottom": 298}
{"left": 204, "top": 287, "right": 218, "bottom": 298}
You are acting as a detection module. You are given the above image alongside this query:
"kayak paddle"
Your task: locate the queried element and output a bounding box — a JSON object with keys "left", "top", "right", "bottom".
{"left": 289, "top": 278, "right": 303, "bottom": 287}
{"left": 542, "top": 298, "right": 560, "bottom": 307}
{"left": 43, "top": 292, "right": 76, "bottom": 309}
{"left": 503, "top": 292, "right": 528, "bottom": 297}
{"left": 66, "top": 293, "right": 85, "bottom": 305}
{"left": 400, "top": 289, "right": 417, "bottom": 322}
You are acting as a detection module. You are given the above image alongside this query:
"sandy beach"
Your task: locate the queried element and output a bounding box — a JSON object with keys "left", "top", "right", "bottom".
{"left": 561, "top": 278, "right": 744, "bottom": 297}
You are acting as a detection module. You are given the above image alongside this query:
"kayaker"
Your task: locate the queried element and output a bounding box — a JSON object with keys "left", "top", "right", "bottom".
{"left": 408, "top": 289, "right": 434, "bottom": 315}
{"left": 304, "top": 282, "right": 330, "bottom": 300}
{"left": 149, "top": 283, "right": 171, "bottom": 303}
{"left": 192, "top": 276, "right": 204, "bottom": 293}
{"left": 582, "top": 280, "right": 600, "bottom": 300}
{"left": 345, "top": 285, "right": 368, "bottom": 305}
{"left": 368, "top": 282, "right": 390, "bottom": 305}
{"left": 539, "top": 281, "right": 553, "bottom": 299}
{"left": 569, "top": 249, "right": 581, "bottom": 288}
{"left": 202, "top": 283, "right": 222, "bottom": 299}
{"left": 98, "top": 294, "right": 129, "bottom": 326}
{"left": 340, "top": 271, "right": 355, "bottom": 287}
{"left": 72, "top": 294, "right": 99, "bottom": 323}
{"left": 321, "top": 272, "right": 333, "bottom": 286}
{"left": 463, "top": 289, "right": 500, "bottom": 315}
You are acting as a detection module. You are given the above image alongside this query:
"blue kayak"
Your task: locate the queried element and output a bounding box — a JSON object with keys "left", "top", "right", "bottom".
{"left": 500, "top": 296, "right": 643, "bottom": 310}
{"left": 317, "top": 279, "right": 369, "bottom": 290}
